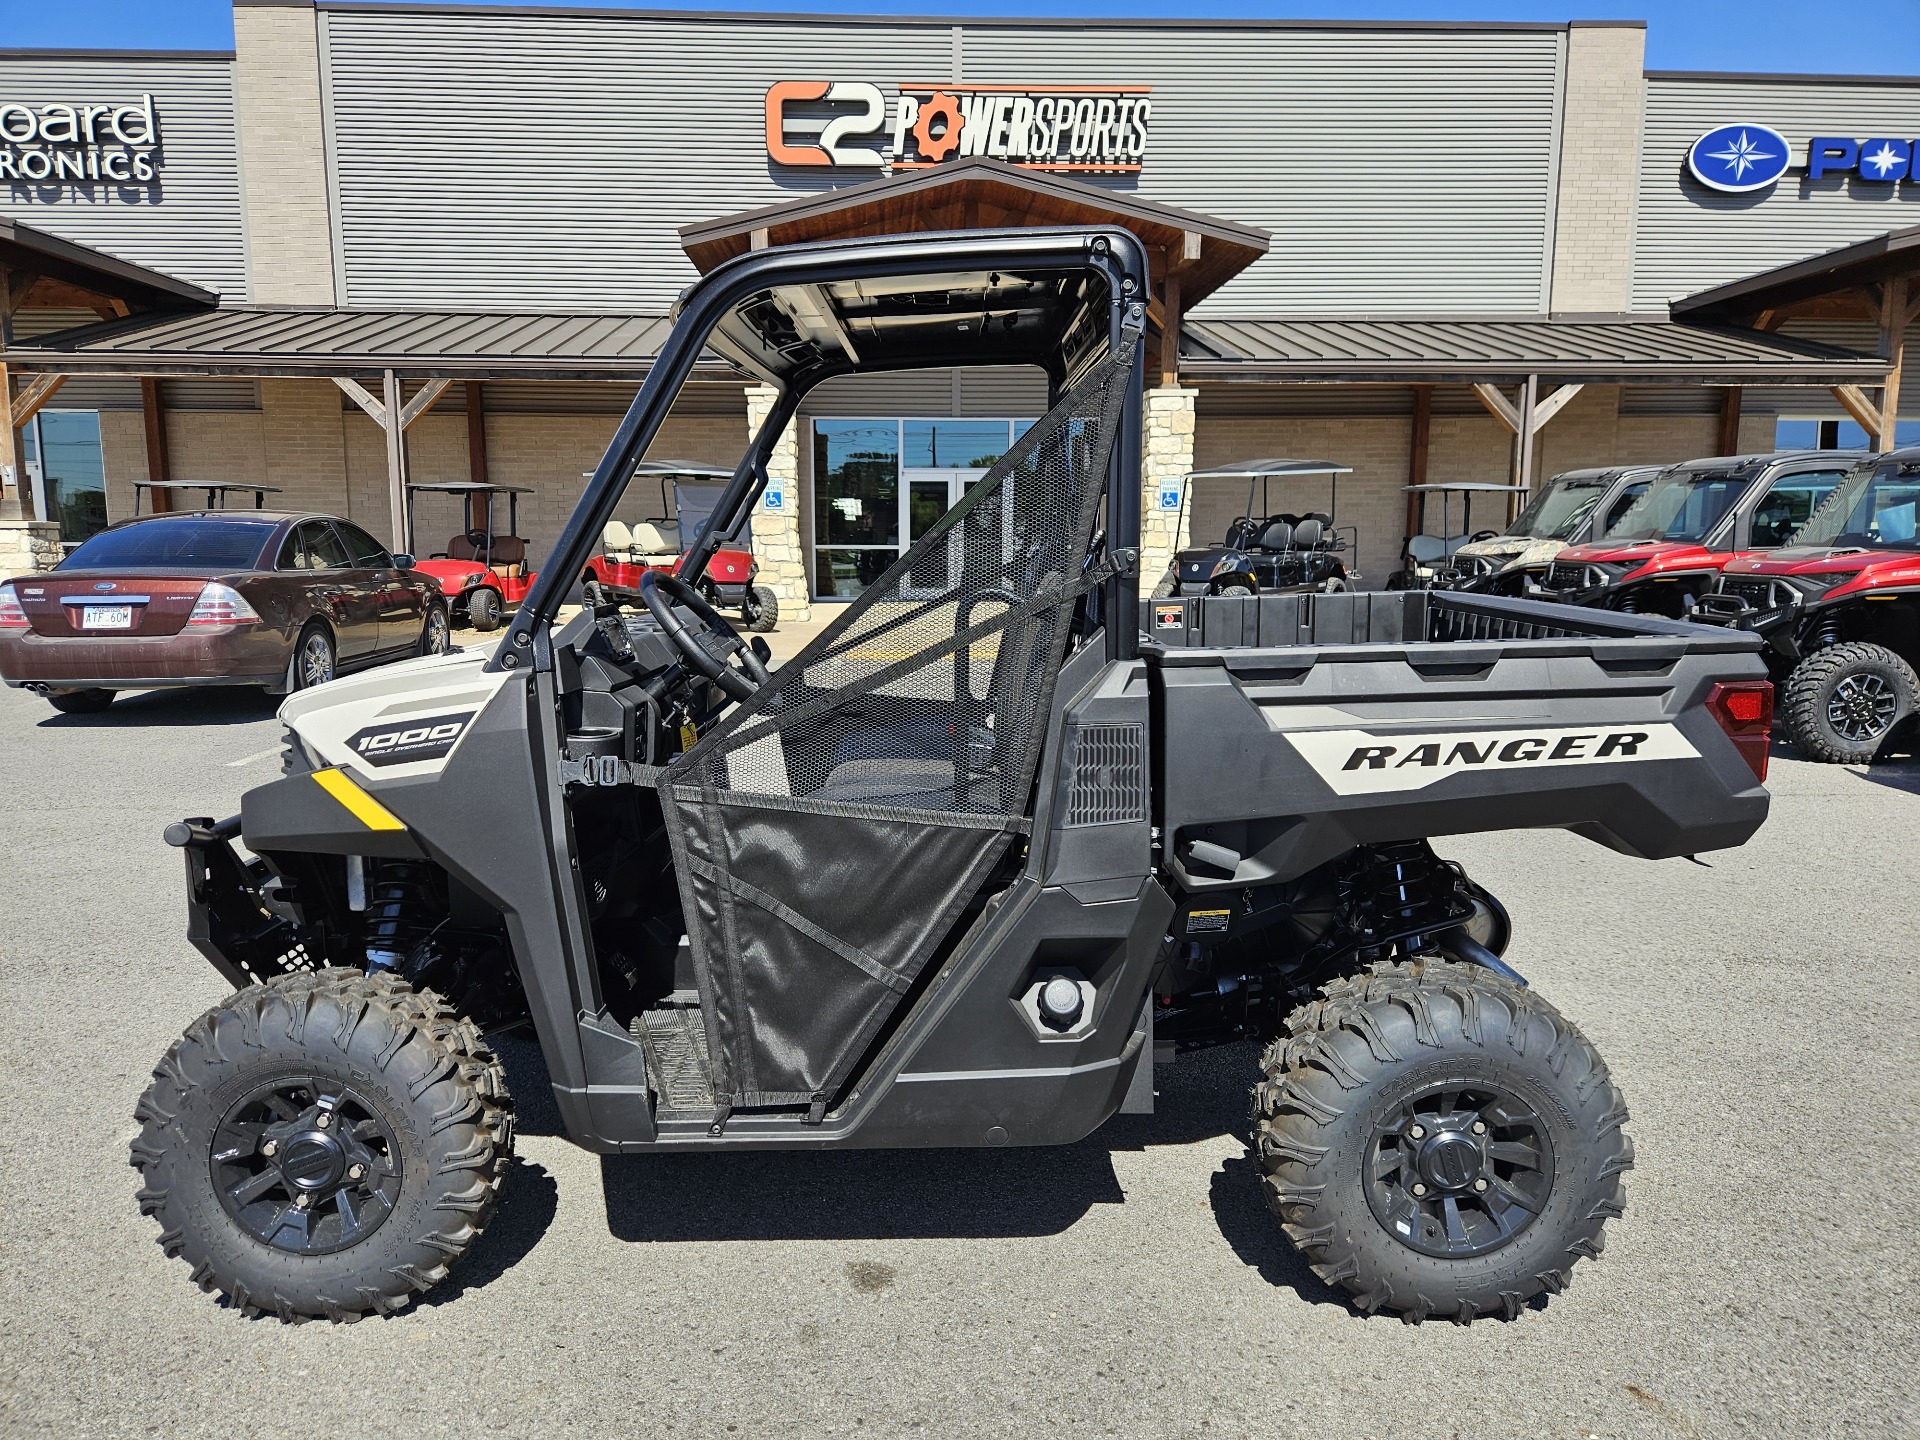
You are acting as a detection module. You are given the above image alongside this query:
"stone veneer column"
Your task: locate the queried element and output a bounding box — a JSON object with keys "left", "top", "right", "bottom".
{"left": 744, "top": 385, "right": 811, "bottom": 622}
{"left": 1137, "top": 386, "right": 1197, "bottom": 596}
{"left": 234, "top": 0, "right": 337, "bottom": 304}
{"left": 0, "top": 520, "right": 64, "bottom": 574}
{"left": 1549, "top": 23, "right": 1646, "bottom": 313}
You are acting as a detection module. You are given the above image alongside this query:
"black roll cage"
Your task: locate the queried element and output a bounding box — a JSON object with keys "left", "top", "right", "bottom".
{"left": 493, "top": 227, "right": 1150, "bottom": 670}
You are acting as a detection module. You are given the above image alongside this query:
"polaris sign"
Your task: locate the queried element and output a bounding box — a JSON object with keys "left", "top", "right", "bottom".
{"left": 1688, "top": 123, "right": 1918, "bottom": 194}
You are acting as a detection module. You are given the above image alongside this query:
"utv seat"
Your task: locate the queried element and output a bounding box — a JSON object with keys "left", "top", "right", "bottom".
{"left": 1292, "top": 517, "right": 1326, "bottom": 550}
{"left": 627, "top": 521, "right": 682, "bottom": 565}
{"left": 1407, "top": 534, "right": 1450, "bottom": 567}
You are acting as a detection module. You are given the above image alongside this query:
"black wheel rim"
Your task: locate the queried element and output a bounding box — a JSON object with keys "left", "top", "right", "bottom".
{"left": 1827, "top": 672, "right": 1897, "bottom": 742}
{"left": 301, "top": 634, "right": 334, "bottom": 687}
{"left": 211, "top": 1075, "right": 402, "bottom": 1255}
{"left": 425, "top": 609, "right": 449, "bottom": 653}
{"left": 1364, "top": 1080, "right": 1554, "bottom": 1258}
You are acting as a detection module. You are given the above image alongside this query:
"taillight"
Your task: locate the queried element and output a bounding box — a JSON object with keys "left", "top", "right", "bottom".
{"left": 0, "top": 584, "right": 26, "bottom": 630}
{"left": 186, "top": 582, "right": 261, "bottom": 627}
{"left": 1707, "top": 680, "right": 1773, "bottom": 782}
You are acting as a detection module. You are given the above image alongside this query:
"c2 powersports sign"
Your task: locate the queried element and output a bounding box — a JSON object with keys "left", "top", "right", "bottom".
{"left": 766, "top": 81, "right": 1150, "bottom": 173}
{"left": 0, "top": 94, "right": 161, "bottom": 184}
{"left": 1688, "top": 122, "right": 1916, "bottom": 195}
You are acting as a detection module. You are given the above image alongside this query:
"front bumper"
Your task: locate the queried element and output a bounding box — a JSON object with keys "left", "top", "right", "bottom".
{"left": 0, "top": 624, "right": 288, "bottom": 691}
{"left": 165, "top": 815, "right": 317, "bottom": 990}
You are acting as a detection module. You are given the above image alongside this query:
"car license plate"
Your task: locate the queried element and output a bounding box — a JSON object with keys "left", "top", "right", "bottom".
{"left": 81, "top": 605, "right": 134, "bottom": 630}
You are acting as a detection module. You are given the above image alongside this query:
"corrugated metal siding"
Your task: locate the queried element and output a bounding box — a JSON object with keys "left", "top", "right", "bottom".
{"left": 1199, "top": 384, "right": 1415, "bottom": 417}
{"left": 321, "top": 10, "right": 951, "bottom": 310}
{"left": 1634, "top": 77, "right": 1920, "bottom": 312}
{"left": 160, "top": 379, "right": 260, "bottom": 411}
{"left": 0, "top": 54, "right": 245, "bottom": 296}
{"left": 320, "top": 11, "right": 1562, "bottom": 314}
{"left": 961, "top": 26, "right": 1565, "bottom": 314}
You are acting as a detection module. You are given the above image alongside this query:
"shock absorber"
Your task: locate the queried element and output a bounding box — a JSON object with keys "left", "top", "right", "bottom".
{"left": 362, "top": 861, "right": 442, "bottom": 973}
{"left": 1341, "top": 840, "right": 1457, "bottom": 952}
{"left": 1810, "top": 611, "right": 1845, "bottom": 651}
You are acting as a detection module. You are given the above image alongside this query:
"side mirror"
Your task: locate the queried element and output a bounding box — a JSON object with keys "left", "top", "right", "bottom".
{"left": 392, "top": 553, "right": 415, "bottom": 569}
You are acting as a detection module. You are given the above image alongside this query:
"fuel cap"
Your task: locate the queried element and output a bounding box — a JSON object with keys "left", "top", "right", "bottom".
{"left": 1038, "top": 976, "right": 1084, "bottom": 1028}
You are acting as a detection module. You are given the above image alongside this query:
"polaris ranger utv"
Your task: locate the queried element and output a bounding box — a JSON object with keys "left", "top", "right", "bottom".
{"left": 1539, "top": 451, "right": 1854, "bottom": 616}
{"left": 134, "top": 230, "right": 1774, "bottom": 1326}
{"left": 1694, "top": 445, "right": 1920, "bottom": 762}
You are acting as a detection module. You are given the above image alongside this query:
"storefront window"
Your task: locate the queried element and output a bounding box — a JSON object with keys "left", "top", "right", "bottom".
{"left": 1776, "top": 417, "right": 1920, "bottom": 450}
{"left": 812, "top": 416, "right": 1033, "bottom": 599}
{"left": 33, "top": 412, "right": 108, "bottom": 546}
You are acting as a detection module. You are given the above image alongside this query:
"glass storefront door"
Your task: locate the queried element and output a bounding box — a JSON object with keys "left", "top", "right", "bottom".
{"left": 29, "top": 411, "right": 108, "bottom": 546}
{"left": 813, "top": 416, "right": 1033, "bottom": 599}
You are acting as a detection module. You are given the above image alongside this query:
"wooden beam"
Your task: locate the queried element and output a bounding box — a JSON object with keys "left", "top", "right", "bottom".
{"left": 1181, "top": 229, "right": 1202, "bottom": 262}
{"left": 1160, "top": 271, "right": 1182, "bottom": 388}
{"left": 1879, "top": 276, "right": 1907, "bottom": 452}
{"left": 1405, "top": 385, "right": 1431, "bottom": 540}
{"left": 333, "top": 375, "right": 387, "bottom": 426}
{"left": 140, "top": 378, "right": 171, "bottom": 508}
{"left": 1472, "top": 382, "right": 1521, "bottom": 435}
{"left": 1831, "top": 383, "right": 1884, "bottom": 437}
{"left": 398, "top": 377, "right": 453, "bottom": 431}
{"left": 11, "top": 372, "right": 67, "bottom": 429}
{"left": 1514, "top": 375, "right": 1539, "bottom": 516}
{"left": 1718, "top": 386, "right": 1744, "bottom": 456}
{"left": 465, "top": 381, "right": 487, "bottom": 486}
{"left": 0, "top": 362, "right": 17, "bottom": 515}
{"left": 1528, "top": 382, "right": 1584, "bottom": 433}
{"left": 382, "top": 369, "right": 409, "bottom": 551}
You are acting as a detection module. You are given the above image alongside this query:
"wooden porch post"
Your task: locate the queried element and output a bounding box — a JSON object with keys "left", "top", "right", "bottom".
{"left": 1718, "top": 386, "right": 1744, "bottom": 456}
{"left": 1405, "top": 385, "right": 1431, "bottom": 539}
{"left": 1879, "top": 277, "right": 1908, "bottom": 451}
{"left": 1159, "top": 272, "right": 1182, "bottom": 389}
{"left": 1513, "top": 375, "right": 1539, "bottom": 522}
{"left": 465, "top": 380, "right": 490, "bottom": 533}
{"left": 382, "top": 369, "right": 409, "bottom": 551}
{"left": 141, "top": 378, "right": 172, "bottom": 511}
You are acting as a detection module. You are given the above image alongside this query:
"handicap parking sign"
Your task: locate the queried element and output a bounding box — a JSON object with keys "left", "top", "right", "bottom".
{"left": 1157, "top": 487, "right": 1181, "bottom": 510}
{"left": 764, "top": 486, "right": 785, "bottom": 511}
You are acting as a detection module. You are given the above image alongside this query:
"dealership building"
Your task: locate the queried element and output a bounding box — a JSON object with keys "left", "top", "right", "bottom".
{"left": 3, "top": 3, "right": 1920, "bottom": 610}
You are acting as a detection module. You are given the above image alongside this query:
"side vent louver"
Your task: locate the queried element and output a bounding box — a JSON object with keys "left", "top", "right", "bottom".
{"left": 1063, "top": 722, "right": 1147, "bottom": 827}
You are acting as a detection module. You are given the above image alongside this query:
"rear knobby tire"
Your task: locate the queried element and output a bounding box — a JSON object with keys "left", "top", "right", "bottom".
{"left": 1782, "top": 641, "right": 1918, "bottom": 764}
{"left": 130, "top": 969, "right": 513, "bottom": 1321}
{"left": 1252, "top": 959, "right": 1631, "bottom": 1324}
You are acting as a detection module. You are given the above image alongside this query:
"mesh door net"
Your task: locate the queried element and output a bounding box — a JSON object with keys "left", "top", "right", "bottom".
{"left": 659, "top": 345, "right": 1133, "bottom": 1114}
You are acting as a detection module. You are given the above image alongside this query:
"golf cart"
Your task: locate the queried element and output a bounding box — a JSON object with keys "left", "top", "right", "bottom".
{"left": 1693, "top": 446, "right": 1920, "bottom": 762}
{"left": 404, "top": 481, "right": 537, "bottom": 632}
{"left": 1154, "top": 458, "right": 1354, "bottom": 597}
{"left": 132, "top": 480, "right": 282, "bottom": 514}
{"left": 585, "top": 460, "right": 778, "bottom": 632}
{"left": 1383, "top": 482, "right": 1528, "bottom": 590}
{"left": 1439, "top": 467, "right": 1659, "bottom": 594}
{"left": 140, "top": 229, "right": 1775, "bottom": 1327}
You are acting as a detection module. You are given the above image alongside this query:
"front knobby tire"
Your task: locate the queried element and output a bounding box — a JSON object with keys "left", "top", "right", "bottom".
{"left": 1251, "top": 959, "right": 1631, "bottom": 1324}
{"left": 130, "top": 969, "right": 513, "bottom": 1321}
{"left": 1783, "top": 641, "right": 1918, "bottom": 764}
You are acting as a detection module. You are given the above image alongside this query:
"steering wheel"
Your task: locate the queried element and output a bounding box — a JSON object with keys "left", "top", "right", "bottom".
{"left": 1468, "top": 529, "right": 1500, "bottom": 543}
{"left": 639, "top": 569, "right": 771, "bottom": 702}
{"left": 466, "top": 528, "right": 491, "bottom": 553}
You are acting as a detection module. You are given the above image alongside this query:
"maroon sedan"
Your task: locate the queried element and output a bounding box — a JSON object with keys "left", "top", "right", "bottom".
{"left": 0, "top": 511, "right": 449, "bottom": 714}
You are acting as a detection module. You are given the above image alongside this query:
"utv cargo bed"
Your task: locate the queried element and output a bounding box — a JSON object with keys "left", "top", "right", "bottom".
{"left": 1144, "top": 589, "right": 1770, "bottom": 887}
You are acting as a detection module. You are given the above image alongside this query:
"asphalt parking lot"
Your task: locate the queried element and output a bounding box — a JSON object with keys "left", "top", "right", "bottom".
{"left": 0, "top": 658, "right": 1914, "bottom": 1439}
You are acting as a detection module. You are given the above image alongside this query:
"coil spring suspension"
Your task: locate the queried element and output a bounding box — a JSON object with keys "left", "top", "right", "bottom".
{"left": 1340, "top": 840, "right": 1464, "bottom": 956}
{"left": 1809, "top": 612, "right": 1846, "bottom": 651}
{"left": 363, "top": 862, "right": 442, "bottom": 973}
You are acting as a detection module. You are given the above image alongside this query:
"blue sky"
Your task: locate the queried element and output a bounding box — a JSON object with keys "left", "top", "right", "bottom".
{"left": 11, "top": 0, "right": 1919, "bottom": 75}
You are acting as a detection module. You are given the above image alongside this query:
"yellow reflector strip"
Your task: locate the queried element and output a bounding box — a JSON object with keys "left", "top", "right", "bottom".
{"left": 312, "top": 767, "right": 407, "bottom": 832}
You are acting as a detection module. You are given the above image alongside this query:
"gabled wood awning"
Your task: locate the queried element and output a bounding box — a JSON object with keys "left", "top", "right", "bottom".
{"left": 1673, "top": 226, "right": 1920, "bottom": 449}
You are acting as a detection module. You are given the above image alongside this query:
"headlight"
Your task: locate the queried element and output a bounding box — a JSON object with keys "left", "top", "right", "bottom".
{"left": 1792, "top": 570, "right": 1860, "bottom": 596}
{"left": 466, "top": 571, "right": 487, "bottom": 588}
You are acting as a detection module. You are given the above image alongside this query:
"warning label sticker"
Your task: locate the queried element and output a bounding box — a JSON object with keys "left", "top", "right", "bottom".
{"left": 1154, "top": 603, "right": 1185, "bottom": 630}
{"left": 1185, "top": 908, "right": 1231, "bottom": 934}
